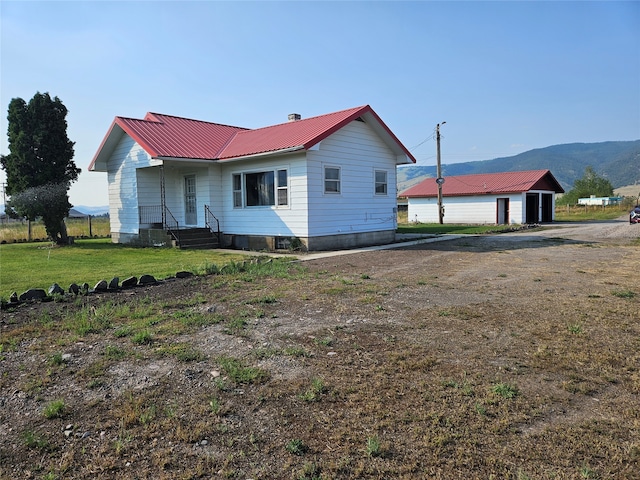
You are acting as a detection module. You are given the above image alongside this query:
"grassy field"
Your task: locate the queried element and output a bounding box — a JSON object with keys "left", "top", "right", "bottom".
{"left": 0, "top": 238, "right": 249, "bottom": 300}
{"left": 0, "top": 217, "right": 111, "bottom": 243}
{"left": 554, "top": 203, "right": 636, "bottom": 222}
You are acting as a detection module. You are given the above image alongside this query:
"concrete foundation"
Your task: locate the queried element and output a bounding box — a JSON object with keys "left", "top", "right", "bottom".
{"left": 111, "top": 229, "right": 172, "bottom": 247}
{"left": 226, "top": 230, "right": 396, "bottom": 252}
{"left": 112, "top": 229, "right": 396, "bottom": 252}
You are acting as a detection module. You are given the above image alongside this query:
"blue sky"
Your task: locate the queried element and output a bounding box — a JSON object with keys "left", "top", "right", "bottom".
{"left": 1, "top": 1, "right": 638, "bottom": 207}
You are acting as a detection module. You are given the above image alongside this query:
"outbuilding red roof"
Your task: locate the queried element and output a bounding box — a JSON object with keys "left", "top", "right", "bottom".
{"left": 400, "top": 170, "right": 564, "bottom": 197}
{"left": 89, "top": 105, "right": 416, "bottom": 171}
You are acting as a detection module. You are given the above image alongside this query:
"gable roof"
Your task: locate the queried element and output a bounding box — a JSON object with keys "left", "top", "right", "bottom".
{"left": 400, "top": 170, "right": 565, "bottom": 198}
{"left": 89, "top": 105, "right": 416, "bottom": 171}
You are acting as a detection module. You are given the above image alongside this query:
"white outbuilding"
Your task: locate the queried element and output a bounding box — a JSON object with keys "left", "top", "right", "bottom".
{"left": 401, "top": 170, "right": 565, "bottom": 225}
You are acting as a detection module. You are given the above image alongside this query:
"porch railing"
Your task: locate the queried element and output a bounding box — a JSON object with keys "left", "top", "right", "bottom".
{"left": 204, "top": 205, "right": 221, "bottom": 245}
{"left": 139, "top": 205, "right": 163, "bottom": 226}
{"left": 139, "top": 205, "right": 180, "bottom": 245}
{"left": 164, "top": 207, "right": 180, "bottom": 245}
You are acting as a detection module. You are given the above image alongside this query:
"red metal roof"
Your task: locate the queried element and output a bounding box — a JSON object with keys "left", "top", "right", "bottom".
{"left": 116, "top": 113, "right": 247, "bottom": 159}
{"left": 218, "top": 106, "right": 367, "bottom": 159}
{"left": 400, "top": 170, "right": 564, "bottom": 197}
{"left": 89, "top": 105, "right": 416, "bottom": 170}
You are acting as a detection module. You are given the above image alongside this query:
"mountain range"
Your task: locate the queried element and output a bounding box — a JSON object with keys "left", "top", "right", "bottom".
{"left": 398, "top": 140, "right": 640, "bottom": 194}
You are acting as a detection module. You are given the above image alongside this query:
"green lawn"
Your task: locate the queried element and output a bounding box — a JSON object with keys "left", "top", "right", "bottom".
{"left": 0, "top": 238, "right": 249, "bottom": 299}
{"left": 396, "top": 223, "right": 520, "bottom": 235}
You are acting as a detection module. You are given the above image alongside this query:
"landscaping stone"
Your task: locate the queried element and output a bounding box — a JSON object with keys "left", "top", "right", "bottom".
{"left": 81, "top": 283, "right": 90, "bottom": 292}
{"left": 48, "top": 283, "right": 64, "bottom": 296}
{"left": 94, "top": 280, "right": 108, "bottom": 292}
{"left": 108, "top": 277, "right": 120, "bottom": 290}
{"left": 176, "top": 271, "right": 194, "bottom": 279}
{"left": 9, "top": 292, "right": 18, "bottom": 303}
{"left": 69, "top": 283, "right": 80, "bottom": 295}
{"left": 121, "top": 276, "right": 138, "bottom": 288}
{"left": 138, "top": 274, "right": 157, "bottom": 286}
{"left": 19, "top": 288, "right": 47, "bottom": 302}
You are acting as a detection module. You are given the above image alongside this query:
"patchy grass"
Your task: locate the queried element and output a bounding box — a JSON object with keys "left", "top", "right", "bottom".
{"left": 0, "top": 238, "right": 249, "bottom": 298}
{"left": 554, "top": 203, "right": 633, "bottom": 221}
{"left": 1, "top": 236, "right": 638, "bottom": 478}
{"left": 397, "top": 223, "right": 521, "bottom": 235}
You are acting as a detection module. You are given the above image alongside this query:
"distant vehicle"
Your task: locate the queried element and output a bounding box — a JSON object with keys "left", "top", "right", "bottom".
{"left": 631, "top": 206, "right": 640, "bottom": 224}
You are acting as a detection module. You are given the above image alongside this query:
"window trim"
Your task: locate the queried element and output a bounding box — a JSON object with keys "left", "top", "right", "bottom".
{"left": 232, "top": 168, "right": 289, "bottom": 208}
{"left": 374, "top": 169, "right": 388, "bottom": 196}
{"left": 232, "top": 173, "right": 242, "bottom": 208}
{"left": 324, "top": 165, "right": 341, "bottom": 194}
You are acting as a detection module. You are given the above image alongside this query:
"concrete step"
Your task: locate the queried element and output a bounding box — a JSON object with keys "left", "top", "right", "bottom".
{"left": 173, "top": 228, "right": 219, "bottom": 250}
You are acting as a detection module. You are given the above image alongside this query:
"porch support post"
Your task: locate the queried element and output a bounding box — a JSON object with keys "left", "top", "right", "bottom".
{"left": 160, "top": 165, "right": 166, "bottom": 228}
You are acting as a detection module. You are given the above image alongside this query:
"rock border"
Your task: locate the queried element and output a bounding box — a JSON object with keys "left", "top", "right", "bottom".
{"left": 1, "top": 271, "right": 195, "bottom": 310}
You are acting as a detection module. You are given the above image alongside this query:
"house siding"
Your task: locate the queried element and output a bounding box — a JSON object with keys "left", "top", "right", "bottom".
{"left": 106, "top": 134, "right": 154, "bottom": 235}
{"left": 306, "top": 121, "right": 398, "bottom": 237}
{"left": 219, "top": 152, "right": 310, "bottom": 237}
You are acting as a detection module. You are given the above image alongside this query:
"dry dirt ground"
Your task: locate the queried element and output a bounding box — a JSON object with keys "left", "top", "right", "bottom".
{"left": 1, "top": 218, "right": 639, "bottom": 479}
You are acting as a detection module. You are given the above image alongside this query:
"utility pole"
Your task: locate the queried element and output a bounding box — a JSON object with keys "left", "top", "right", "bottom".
{"left": 436, "top": 122, "right": 446, "bottom": 224}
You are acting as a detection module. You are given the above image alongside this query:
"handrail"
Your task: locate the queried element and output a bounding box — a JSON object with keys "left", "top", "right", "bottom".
{"left": 204, "top": 205, "right": 221, "bottom": 245}
{"left": 164, "top": 206, "right": 180, "bottom": 245}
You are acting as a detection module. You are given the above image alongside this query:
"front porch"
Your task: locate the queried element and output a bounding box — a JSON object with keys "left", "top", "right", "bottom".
{"left": 138, "top": 205, "right": 221, "bottom": 249}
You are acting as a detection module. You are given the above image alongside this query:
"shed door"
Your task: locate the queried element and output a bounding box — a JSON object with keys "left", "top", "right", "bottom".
{"left": 497, "top": 198, "right": 509, "bottom": 224}
{"left": 541, "top": 194, "right": 553, "bottom": 222}
{"left": 184, "top": 175, "right": 197, "bottom": 225}
{"left": 525, "top": 193, "right": 539, "bottom": 223}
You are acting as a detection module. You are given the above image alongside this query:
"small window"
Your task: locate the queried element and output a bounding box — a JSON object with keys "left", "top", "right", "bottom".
{"left": 375, "top": 170, "right": 387, "bottom": 195}
{"left": 277, "top": 169, "right": 288, "bottom": 206}
{"left": 233, "top": 174, "right": 242, "bottom": 208}
{"left": 324, "top": 167, "right": 341, "bottom": 194}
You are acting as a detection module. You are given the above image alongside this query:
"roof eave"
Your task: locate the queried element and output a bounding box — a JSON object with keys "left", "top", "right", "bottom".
{"left": 219, "top": 145, "right": 305, "bottom": 162}
{"left": 88, "top": 121, "right": 124, "bottom": 172}
{"left": 302, "top": 106, "right": 417, "bottom": 164}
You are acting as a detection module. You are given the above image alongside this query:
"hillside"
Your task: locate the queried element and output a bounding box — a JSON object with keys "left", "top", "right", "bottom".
{"left": 398, "top": 140, "right": 640, "bottom": 193}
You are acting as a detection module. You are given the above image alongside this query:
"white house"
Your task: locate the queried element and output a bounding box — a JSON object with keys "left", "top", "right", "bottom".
{"left": 89, "top": 105, "right": 416, "bottom": 250}
{"left": 401, "top": 170, "right": 564, "bottom": 225}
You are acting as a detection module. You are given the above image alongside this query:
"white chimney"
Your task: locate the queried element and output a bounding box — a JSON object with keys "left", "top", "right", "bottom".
{"left": 288, "top": 113, "right": 301, "bottom": 122}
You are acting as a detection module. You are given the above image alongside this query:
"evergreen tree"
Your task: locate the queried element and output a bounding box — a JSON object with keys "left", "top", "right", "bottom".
{"left": 0, "top": 92, "right": 80, "bottom": 243}
{"left": 558, "top": 166, "right": 614, "bottom": 205}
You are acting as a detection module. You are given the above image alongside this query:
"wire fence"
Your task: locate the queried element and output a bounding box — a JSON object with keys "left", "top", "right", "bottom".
{"left": 0, "top": 217, "right": 110, "bottom": 243}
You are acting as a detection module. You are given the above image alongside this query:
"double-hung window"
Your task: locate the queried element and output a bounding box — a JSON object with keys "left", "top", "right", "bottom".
{"left": 233, "top": 169, "right": 288, "bottom": 208}
{"left": 375, "top": 170, "right": 388, "bottom": 195}
{"left": 233, "top": 174, "right": 243, "bottom": 207}
{"left": 324, "top": 166, "right": 341, "bottom": 194}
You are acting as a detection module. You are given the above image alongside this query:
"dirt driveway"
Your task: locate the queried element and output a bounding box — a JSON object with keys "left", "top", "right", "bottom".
{"left": 1, "top": 218, "right": 639, "bottom": 479}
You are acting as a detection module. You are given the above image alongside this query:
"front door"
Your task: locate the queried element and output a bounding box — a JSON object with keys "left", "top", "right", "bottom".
{"left": 184, "top": 175, "right": 197, "bottom": 225}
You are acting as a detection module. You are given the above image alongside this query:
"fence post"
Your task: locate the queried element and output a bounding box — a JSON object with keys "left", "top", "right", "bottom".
{"left": 88, "top": 215, "right": 92, "bottom": 237}
{"left": 28, "top": 219, "right": 32, "bottom": 242}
